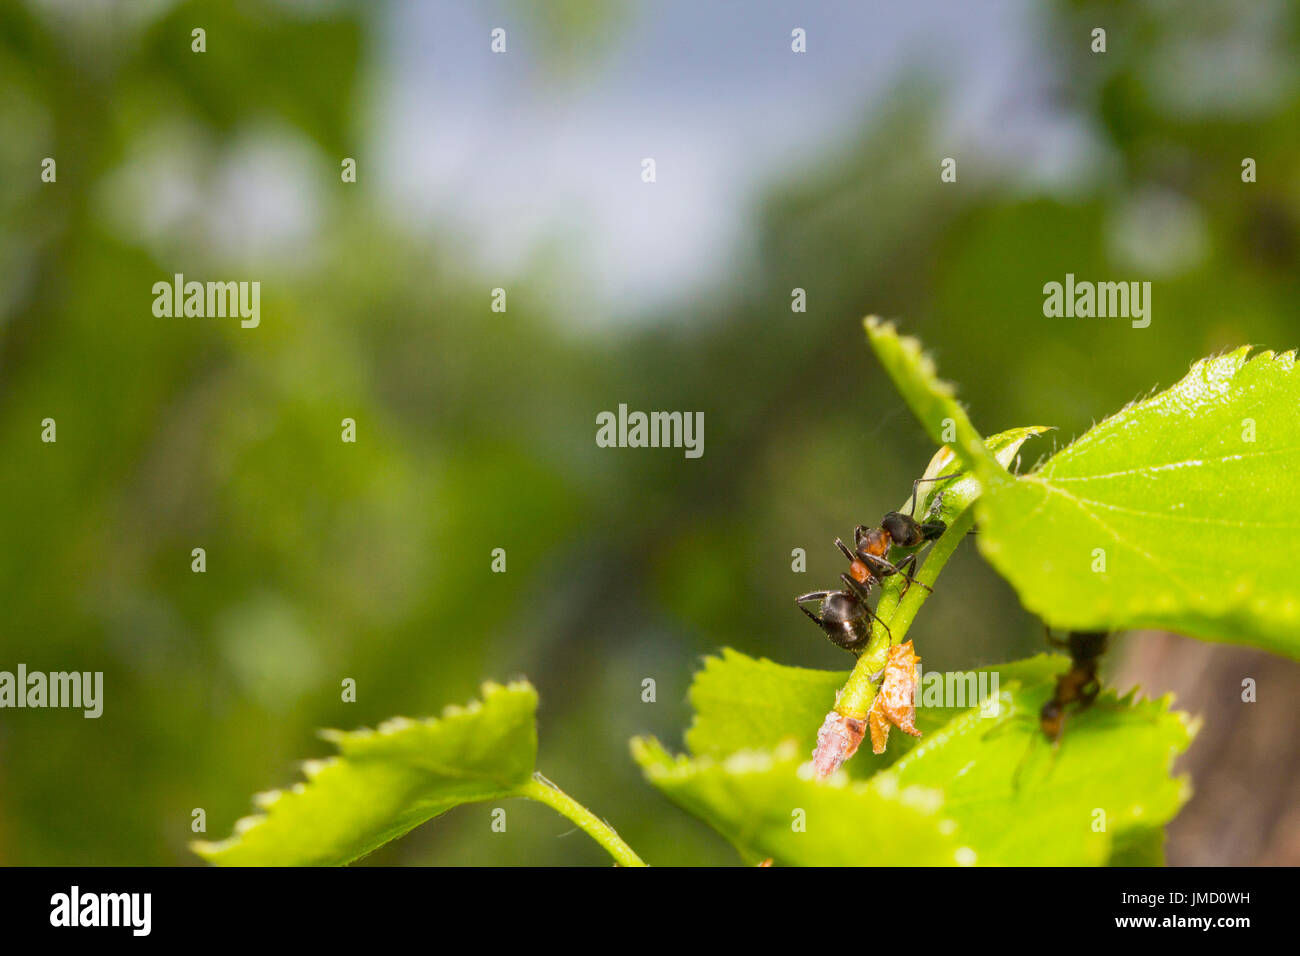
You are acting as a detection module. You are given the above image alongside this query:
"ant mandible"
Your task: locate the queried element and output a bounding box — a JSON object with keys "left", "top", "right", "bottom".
{"left": 795, "top": 473, "right": 960, "bottom": 653}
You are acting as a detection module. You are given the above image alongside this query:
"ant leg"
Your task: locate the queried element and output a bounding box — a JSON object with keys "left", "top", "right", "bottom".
{"left": 839, "top": 573, "right": 872, "bottom": 602}
{"left": 796, "top": 605, "right": 824, "bottom": 627}
{"left": 838, "top": 574, "right": 892, "bottom": 642}
{"left": 852, "top": 526, "right": 877, "bottom": 552}
{"left": 839, "top": 534, "right": 932, "bottom": 595}
{"left": 857, "top": 552, "right": 934, "bottom": 593}
{"left": 981, "top": 708, "right": 1026, "bottom": 742}
{"left": 794, "top": 592, "right": 833, "bottom": 627}
{"left": 1015, "top": 715, "right": 1066, "bottom": 788}
{"left": 896, "top": 553, "right": 919, "bottom": 597}
{"left": 1043, "top": 624, "right": 1071, "bottom": 651}
{"left": 906, "top": 472, "right": 964, "bottom": 518}
{"left": 1011, "top": 735, "right": 1045, "bottom": 792}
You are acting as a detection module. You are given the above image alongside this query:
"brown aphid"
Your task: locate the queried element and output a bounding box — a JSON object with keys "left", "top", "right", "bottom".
{"left": 867, "top": 641, "right": 923, "bottom": 754}
{"left": 811, "top": 711, "right": 867, "bottom": 778}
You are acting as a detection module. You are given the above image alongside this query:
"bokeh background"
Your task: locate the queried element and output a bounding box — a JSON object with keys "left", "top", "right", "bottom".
{"left": 1, "top": 0, "right": 1297, "bottom": 865}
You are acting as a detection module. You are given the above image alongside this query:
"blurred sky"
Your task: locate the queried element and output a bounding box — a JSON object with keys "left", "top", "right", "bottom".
{"left": 372, "top": 0, "right": 1093, "bottom": 321}
{"left": 44, "top": 0, "right": 1298, "bottom": 327}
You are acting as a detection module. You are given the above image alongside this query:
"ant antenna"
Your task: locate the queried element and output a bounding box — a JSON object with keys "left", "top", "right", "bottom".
{"left": 905, "top": 472, "right": 963, "bottom": 518}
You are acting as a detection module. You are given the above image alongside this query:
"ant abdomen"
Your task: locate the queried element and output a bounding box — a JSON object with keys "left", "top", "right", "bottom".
{"left": 818, "top": 591, "right": 860, "bottom": 624}
{"left": 1039, "top": 699, "right": 1065, "bottom": 742}
{"left": 794, "top": 588, "right": 874, "bottom": 652}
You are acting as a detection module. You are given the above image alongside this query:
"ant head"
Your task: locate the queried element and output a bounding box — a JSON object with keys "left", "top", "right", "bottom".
{"left": 880, "top": 511, "right": 924, "bottom": 548}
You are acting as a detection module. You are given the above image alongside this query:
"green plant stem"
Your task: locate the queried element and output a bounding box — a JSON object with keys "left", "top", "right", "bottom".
{"left": 836, "top": 507, "right": 977, "bottom": 719}
{"left": 520, "top": 773, "right": 648, "bottom": 867}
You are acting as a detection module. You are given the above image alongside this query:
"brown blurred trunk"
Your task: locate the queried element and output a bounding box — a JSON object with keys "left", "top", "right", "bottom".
{"left": 1113, "top": 630, "right": 1300, "bottom": 866}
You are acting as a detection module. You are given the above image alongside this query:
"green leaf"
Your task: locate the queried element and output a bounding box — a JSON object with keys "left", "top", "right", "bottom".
{"left": 670, "top": 649, "right": 1193, "bottom": 864}
{"left": 683, "top": 649, "right": 968, "bottom": 772}
{"left": 908, "top": 425, "right": 1054, "bottom": 523}
{"left": 688, "top": 649, "right": 1051, "bottom": 771}
{"left": 864, "top": 316, "right": 997, "bottom": 471}
{"left": 865, "top": 320, "right": 1300, "bottom": 658}
{"left": 632, "top": 738, "right": 972, "bottom": 866}
{"left": 685, "top": 649, "right": 848, "bottom": 760}
{"left": 888, "top": 659, "right": 1196, "bottom": 865}
{"left": 870, "top": 424, "right": 1053, "bottom": 628}
{"left": 193, "top": 681, "right": 538, "bottom": 866}
{"left": 975, "top": 348, "right": 1300, "bottom": 657}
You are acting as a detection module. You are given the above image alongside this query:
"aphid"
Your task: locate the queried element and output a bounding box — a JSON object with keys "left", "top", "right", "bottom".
{"left": 795, "top": 474, "right": 959, "bottom": 653}
{"left": 866, "top": 641, "right": 923, "bottom": 754}
{"left": 1039, "top": 630, "right": 1109, "bottom": 744}
{"left": 812, "top": 710, "right": 868, "bottom": 778}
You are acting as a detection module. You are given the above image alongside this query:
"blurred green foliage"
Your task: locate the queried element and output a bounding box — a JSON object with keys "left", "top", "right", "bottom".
{"left": 0, "top": 0, "right": 1295, "bottom": 864}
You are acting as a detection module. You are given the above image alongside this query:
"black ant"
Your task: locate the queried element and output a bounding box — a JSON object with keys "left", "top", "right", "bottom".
{"left": 1039, "top": 630, "right": 1109, "bottom": 744}
{"left": 795, "top": 474, "right": 959, "bottom": 653}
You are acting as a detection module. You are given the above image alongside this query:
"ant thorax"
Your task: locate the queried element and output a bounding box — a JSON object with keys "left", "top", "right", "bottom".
{"left": 857, "top": 527, "right": 891, "bottom": 558}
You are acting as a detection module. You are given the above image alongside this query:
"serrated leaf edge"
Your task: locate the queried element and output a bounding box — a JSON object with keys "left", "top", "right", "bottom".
{"left": 191, "top": 680, "right": 536, "bottom": 861}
